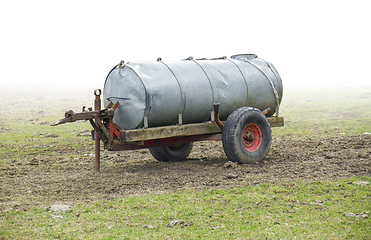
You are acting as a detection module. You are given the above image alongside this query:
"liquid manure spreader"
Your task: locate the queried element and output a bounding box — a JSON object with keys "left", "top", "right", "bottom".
{"left": 52, "top": 54, "right": 284, "bottom": 172}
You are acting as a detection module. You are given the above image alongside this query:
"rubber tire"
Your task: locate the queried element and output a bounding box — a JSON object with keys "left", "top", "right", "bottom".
{"left": 149, "top": 142, "right": 193, "bottom": 162}
{"left": 222, "top": 107, "right": 272, "bottom": 164}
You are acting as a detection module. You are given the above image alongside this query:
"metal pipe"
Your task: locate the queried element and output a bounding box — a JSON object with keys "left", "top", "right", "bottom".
{"left": 262, "top": 108, "right": 271, "bottom": 116}
{"left": 94, "top": 89, "right": 102, "bottom": 173}
{"left": 213, "top": 103, "right": 224, "bottom": 130}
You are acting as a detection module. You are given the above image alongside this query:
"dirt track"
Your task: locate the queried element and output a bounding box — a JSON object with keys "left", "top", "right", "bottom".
{"left": 1, "top": 135, "right": 370, "bottom": 212}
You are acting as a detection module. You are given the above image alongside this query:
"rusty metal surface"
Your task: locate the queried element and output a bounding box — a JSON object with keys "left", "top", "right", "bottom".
{"left": 94, "top": 89, "right": 101, "bottom": 173}
{"left": 213, "top": 103, "right": 224, "bottom": 130}
{"left": 50, "top": 108, "right": 115, "bottom": 126}
{"left": 51, "top": 89, "right": 121, "bottom": 173}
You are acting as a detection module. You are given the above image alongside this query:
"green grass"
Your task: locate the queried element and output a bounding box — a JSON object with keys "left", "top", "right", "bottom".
{"left": 1, "top": 176, "right": 370, "bottom": 239}
{"left": 0, "top": 118, "right": 93, "bottom": 166}
{"left": 272, "top": 86, "right": 371, "bottom": 138}
{"left": 0, "top": 87, "right": 94, "bottom": 165}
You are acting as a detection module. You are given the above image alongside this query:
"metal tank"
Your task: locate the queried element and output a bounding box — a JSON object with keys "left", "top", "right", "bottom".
{"left": 103, "top": 54, "right": 283, "bottom": 130}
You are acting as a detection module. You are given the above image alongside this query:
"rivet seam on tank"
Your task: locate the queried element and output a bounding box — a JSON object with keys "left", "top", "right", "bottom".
{"left": 159, "top": 61, "right": 186, "bottom": 119}
{"left": 226, "top": 59, "right": 250, "bottom": 106}
{"left": 120, "top": 63, "right": 151, "bottom": 126}
{"left": 190, "top": 60, "right": 218, "bottom": 108}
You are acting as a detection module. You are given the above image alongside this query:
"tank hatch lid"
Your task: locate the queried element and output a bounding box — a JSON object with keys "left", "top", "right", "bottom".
{"left": 230, "top": 54, "right": 258, "bottom": 60}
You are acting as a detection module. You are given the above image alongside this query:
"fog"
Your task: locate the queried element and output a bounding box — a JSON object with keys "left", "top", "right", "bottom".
{"left": 1, "top": 0, "right": 370, "bottom": 98}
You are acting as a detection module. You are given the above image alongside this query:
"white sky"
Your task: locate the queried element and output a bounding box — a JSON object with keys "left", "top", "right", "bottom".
{"left": 1, "top": 0, "right": 370, "bottom": 92}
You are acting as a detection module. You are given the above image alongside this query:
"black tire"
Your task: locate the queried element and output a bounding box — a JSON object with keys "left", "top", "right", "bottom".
{"left": 149, "top": 142, "right": 193, "bottom": 162}
{"left": 222, "top": 107, "right": 272, "bottom": 164}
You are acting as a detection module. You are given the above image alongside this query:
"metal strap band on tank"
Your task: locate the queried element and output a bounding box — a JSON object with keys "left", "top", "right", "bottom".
{"left": 190, "top": 59, "right": 218, "bottom": 108}
{"left": 190, "top": 59, "right": 219, "bottom": 121}
{"left": 122, "top": 64, "right": 151, "bottom": 128}
{"left": 261, "top": 59, "right": 283, "bottom": 98}
{"left": 244, "top": 60, "right": 280, "bottom": 116}
{"left": 226, "top": 59, "right": 250, "bottom": 106}
{"left": 159, "top": 60, "right": 186, "bottom": 124}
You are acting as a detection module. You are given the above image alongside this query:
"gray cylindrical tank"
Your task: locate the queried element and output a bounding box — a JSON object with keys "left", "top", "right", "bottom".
{"left": 103, "top": 54, "right": 283, "bottom": 130}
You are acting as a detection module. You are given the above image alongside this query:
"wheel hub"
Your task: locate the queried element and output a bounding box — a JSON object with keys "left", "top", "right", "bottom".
{"left": 242, "top": 123, "right": 262, "bottom": 152}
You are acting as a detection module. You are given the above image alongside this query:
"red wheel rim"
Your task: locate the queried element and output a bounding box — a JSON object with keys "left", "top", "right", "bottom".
{"left": 242, "top": 123, "right": 262, "bottom": 152}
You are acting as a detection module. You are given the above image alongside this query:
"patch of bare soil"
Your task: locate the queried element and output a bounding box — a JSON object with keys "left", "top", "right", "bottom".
{"left": 1, "top": 135, "right": 370, "bottom": 212}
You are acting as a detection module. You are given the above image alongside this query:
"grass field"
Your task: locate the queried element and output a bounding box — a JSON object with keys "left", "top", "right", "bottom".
{"left": 1, "top": 177, "right": 370, "bottom": 239}
{"left": 1, "top": 85, "right": 370, "bottom": 239}
{"left": 272, "top": 86, "right": 371, "bottom": 138}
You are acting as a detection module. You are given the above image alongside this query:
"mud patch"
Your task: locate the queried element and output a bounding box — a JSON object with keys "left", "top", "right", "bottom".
{"left": 0, "top": 135, "right": 370, "bottom": 212}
